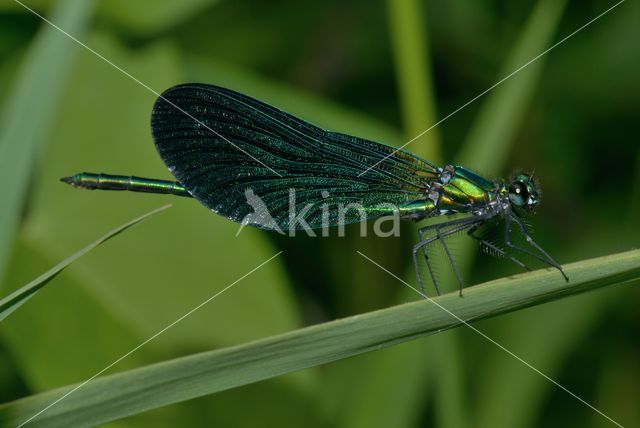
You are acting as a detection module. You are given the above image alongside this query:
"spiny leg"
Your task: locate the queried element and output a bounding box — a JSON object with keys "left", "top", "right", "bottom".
{"left": 412, "top": 240, "right": 439, "bottom": 297}
{"left": 437, "top": 227, "right": 466, "bottom": 297}
{"left": 415, "top": 223, "right": 467, "bottom": 297}
{"left": 511, "top": 214, "right": 569, "bottom": 281}
{"left": 504, "top": 209, "right": 569, "bottom": 281}
{"left": 417, "top": 215, "right": 488, "bottom": 236}
{"left": 421, "top": 244, "right": 439, "bottom": 295}
{"left": 468, "top": 229, "right": 532, "bottom": 271}
{"left": 415, "top": 220, "right": 467, "bottom": 296}
{"left": 413, "top": 219, "right": 483, "bottom": 297}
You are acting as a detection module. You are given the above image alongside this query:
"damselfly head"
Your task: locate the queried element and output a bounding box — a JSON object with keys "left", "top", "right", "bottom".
{"left": 507, "top": 172, "right": 539, "bottom": 212}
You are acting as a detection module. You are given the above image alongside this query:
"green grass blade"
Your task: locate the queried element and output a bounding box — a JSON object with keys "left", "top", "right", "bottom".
{"left": 457, "top": 0, "right": 568, "bottom": 171}
{"left": 1, "top": 249, "right": 637, "bottom": 428}
{"left": 0, "top": 205, "right": 170, "bottom": 323}
{"left": 387, "top": 0, "right": 440, "bottom": 161}
{"left": 0, "top": 0, "right": 95, "bottom": 284}
{"left": 98, "top": 0, "right": 219, "bottom": 36}
{"left": 627, "top": 148, "right": 640, "bottom": 231}
{"left": 476, "top": 292, "right": 609, "bottom": 428}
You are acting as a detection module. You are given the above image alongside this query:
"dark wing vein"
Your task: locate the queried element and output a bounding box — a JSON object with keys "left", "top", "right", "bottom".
{"left": 151, "top": 83, "right": 440, "bottom": 230}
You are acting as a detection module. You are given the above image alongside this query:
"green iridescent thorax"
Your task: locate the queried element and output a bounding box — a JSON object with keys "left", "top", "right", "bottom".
{"left": 399, "top": 165, "right": 499, "bottom": 219}
{"left": 437, "top": 166, "right": 496, "bottom": 213}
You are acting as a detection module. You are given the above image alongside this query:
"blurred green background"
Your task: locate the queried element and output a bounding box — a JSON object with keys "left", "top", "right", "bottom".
{"left": 0, "top": 0, "right": 638, "bottom": 427}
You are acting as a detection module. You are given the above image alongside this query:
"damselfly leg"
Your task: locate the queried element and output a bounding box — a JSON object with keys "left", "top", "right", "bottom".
{"left": 504, "top": 209, "right": 569, "bottom": 281}
{"left": 467, "top": 226, "right": 532, "bottom": 271}
{"left": 413, "top": 216, "right": 486, "bottom": 297}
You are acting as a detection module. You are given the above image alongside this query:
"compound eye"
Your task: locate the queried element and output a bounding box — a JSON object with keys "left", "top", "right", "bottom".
{"left": 508, "top": 182, "right": 529, "bottom": 206}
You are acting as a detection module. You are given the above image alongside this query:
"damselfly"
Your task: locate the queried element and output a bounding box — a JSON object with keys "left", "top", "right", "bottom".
{"left": 62, "top": 83, "right": 568, "bottom": 296}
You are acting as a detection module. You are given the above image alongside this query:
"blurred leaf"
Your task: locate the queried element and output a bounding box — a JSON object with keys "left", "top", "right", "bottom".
{"left": 0, "top": 30, "right": 311, "bottom": 427}
{"left": 0, "top": 1, "right": 53, "bottom": 12}
{"left": 18, "top": 31, "right": 300, "bottom": 355}
{"left": 429, "top": 332, "right": 468, "bottom": 428}
{"left": 627, "top": 149, "right": 640, "bottom": 231}
{"left": 386, "top": 0, "right": 440, "bottom": 161}
{"left": 594, "top": 349, "right": 640, "bottom": 428}
{"left": 1, "top": 249, "right": 638, "bottom": 427}
{"left": 0, "top": 205, "right": 169, "bottom": 323}
{"left": 0, "top": 347, "right": 28, "bottom": 405}
{"left": 0, "top": 36, "right": 195, "bottom": 395}
{"left": 98, "top": 0, "right": 220, "bottom": 36}
{"left": 0, "top": 0, "right": 94, "bottom": 286}
{"left": 476, "top": 291, "right": 609, "bottom": 428}
{"left": 339, "top": 341, "right": 431, "bottom": 428}
{"left": 458, "top": 0, "right": 568, "bottom": 172}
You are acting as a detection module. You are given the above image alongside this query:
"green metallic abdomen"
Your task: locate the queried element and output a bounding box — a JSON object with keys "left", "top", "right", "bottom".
{"left": 399, "top": 199, "right": 437, "bottom": 219}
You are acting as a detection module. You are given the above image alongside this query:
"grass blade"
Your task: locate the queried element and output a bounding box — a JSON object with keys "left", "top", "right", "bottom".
{"left": 387, "top": 0, "right": 440, "bottom": 161}
{"left": 476, "top": 292, "right": 609, "bottom": 428}
{"left": 458, "top": 0, "right": 568, "bottom": 171}
{"left": 1, "top": 249, "right": 637, "bottom": 427}
{"left": 0, "top": 205, "right": 170, "bottom": 323}
{"left": 0, "top": 0, "right": 95, "bottom": 283}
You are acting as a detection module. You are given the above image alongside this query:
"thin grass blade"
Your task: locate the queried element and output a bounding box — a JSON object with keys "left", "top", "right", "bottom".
{"left": 457, "top": 0, "right": 568, "bottom": 171}
{"left": 0, "top": 205, "right": 170, "bottom": 323}
{"left": 1, "top": 249, "right": 637, "bottom": 428}
{"left": 387, "top": 0, "right": 441, "bottom": 161}
{"left": 0, "top": 0, "right": 95, "bottom": 283}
